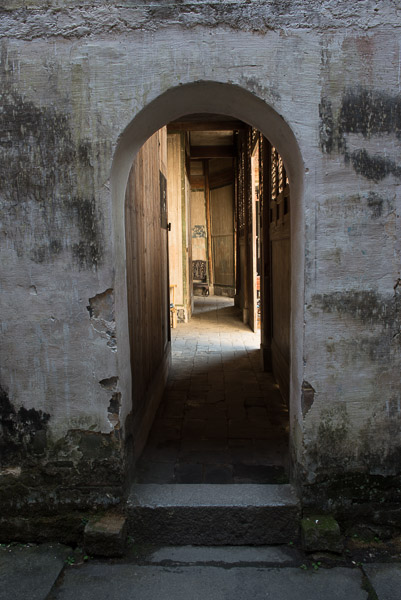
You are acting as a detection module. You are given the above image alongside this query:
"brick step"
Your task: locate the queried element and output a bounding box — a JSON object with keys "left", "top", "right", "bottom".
{"left": 127, "top": 484, "right": 300, "bottom": 545}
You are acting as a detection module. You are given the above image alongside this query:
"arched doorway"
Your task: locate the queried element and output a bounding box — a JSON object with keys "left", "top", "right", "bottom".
{"left": 111, "top": 82, "right": 304, "bottom": 483}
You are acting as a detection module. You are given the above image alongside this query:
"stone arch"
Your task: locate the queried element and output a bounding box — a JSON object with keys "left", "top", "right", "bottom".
{"left": 111, "top": 81, "right": 305, "bottom": 472}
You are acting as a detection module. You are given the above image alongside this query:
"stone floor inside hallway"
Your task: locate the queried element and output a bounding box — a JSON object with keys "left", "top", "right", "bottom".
{"left": 135, "top": 295, "right": 289, "bottom": 484}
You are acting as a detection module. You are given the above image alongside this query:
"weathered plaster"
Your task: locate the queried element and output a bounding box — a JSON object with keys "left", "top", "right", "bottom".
{"left": 0, "top": 3, "right": 400, "bottom": 523}
{"left": 1, "top": 1, "right": 400, "bottom": 39}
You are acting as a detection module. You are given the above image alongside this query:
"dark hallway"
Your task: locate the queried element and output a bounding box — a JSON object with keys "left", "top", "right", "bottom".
{"left": 135, "top": 296, "right": 289, "bottom": 484}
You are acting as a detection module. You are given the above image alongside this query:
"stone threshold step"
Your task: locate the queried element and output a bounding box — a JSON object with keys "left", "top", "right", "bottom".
{"left": 127, "top": 484, "right": 300, "bottom": 545}
{"left": 135, "top": 545, "right": 302, "bottom": 567}
{"left": 52, "top": 565, "right": 369, "bottom": 600}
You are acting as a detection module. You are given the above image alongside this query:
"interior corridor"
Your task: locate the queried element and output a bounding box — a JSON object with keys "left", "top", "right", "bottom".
{"left": 135, "top": 296, "right": 289, "bottom": 484}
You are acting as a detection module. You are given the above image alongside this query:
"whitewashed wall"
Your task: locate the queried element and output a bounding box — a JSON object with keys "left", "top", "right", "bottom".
{"left": 1, "top": 1, "right": 400, "bottom": 517}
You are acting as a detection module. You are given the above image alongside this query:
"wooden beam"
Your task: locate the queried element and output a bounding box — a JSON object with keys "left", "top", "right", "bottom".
{"left": 167, "top": 120, "right": 245, "bottom": 132}
{"left": 190, "top": 175, "right": 205, "bottom": 189}
{"left": 209, "top": 168, "right": 234, "bottom": 189}
{"left": 190, "top": 145, "right": 234, "bottom": 159}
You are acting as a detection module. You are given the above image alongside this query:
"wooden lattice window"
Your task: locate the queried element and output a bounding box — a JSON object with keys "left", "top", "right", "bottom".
{"left": 246, "top": 129, "right": 253, "bottom": 224}
{"left": 237, "top": 136, "right": 246, "bottom": 235}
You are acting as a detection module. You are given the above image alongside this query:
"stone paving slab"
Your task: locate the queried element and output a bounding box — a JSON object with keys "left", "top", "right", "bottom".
{"left": 0, "top": 543, "right": 70, "bottom": 600}
{"left": 145, "top": 545, "right": 301, "bottom": 566}
{"left": 50, "top": 565, "right": 368, "bottom": 600}
{"left": 363, "top": 563, "right": 401, "bottom": 600}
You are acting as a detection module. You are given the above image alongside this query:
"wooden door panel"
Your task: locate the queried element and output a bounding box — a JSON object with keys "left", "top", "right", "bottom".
{"left": 210, "top": 184, "right": 235, "bottom": 289}
{"left": 212, "top": 235, "right": 234, "bottom": 286}
{"left": 269, "top": 148, "right": 291, "bottom": 403}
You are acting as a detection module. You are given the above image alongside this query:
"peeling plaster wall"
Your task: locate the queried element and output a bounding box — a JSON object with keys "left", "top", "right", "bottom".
{"left": 1, "top": 1, "right": 401, "bottom": 520}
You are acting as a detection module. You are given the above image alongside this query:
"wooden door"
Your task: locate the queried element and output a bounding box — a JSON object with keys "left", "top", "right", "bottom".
{"left": 249, "top": 142, "right": 260, "bottom": 332}
{"left": 210, "top": 184, "right": 235, "bottom": 293}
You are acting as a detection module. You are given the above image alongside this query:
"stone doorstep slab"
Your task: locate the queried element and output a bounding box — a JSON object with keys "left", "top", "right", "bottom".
{"left": 128, "top": 483, "right": 299, "bottom": 507}
{"left": 52, "top": 565, "right": 368, "bottom": 600}
{"left": 127, "top": 484, "right": 300, "bottom": 545}
{"left": 144, "top": 545, "right": 301, "bottom": 566}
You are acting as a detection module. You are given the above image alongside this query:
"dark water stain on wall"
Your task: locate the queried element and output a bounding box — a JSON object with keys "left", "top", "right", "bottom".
{"left": 366, "top": 192, "right": 385, "bottom": 218}
{"left": 0, "top": 46, "right": 104, "bottom": 270}
{"left": 358, "top": 401, "right": 401, "bottom": 475}
{"left": 315, "top": 404, "right": 350, "bottom": 468}
{"left": 302, "top": 398, "right": 401, "bottom": 523}
{"left": 346, "top": 149, "right": 401, "bottom": 183}
{"left": 0, "top": 384, "right": 50, "bottom": 464}
{"left": 313, "top": 289, "right": 400, "bottom": 332}
{"left": 319, "top": 96, "right": 344, "bottom": 155}
{"left": 312, "top": 289, "right": 401, "bottom": 373}
{"left": 0, "top": 383, "right": 125, "bottom": 517}
{"left": 339, "top": 88, "right": 401, "bottom": 139}
{"left": 322, "top": 192, "right": 393, "bottom": 221}
{"left": 319, "top": 86, "right": 401, "bottom": 182}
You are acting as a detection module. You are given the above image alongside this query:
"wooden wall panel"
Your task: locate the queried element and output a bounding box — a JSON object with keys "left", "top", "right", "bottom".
{"left": 167, "top": 133, "right": 192, "bottom": 321}
{"left": 185, "top": 170, "right": 193, "bottom": 317}
{"left": 167, "top": 134, "right": 184, "bottom": 306}
{"left": 210, "top": 184, "right": 235, "bottom": 290}
{"left": 125, "top": 127, "right": 169, "bottom": 454}
{"left": 270, "top": 147, "right": 291, "bottom": 403}
{"left": 167, "top": 133, "right": 184, "bottom": 306}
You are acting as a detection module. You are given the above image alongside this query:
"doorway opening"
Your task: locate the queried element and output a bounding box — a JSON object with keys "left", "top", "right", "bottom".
{"left": 123, "top": 113, "right": 292, "bottom": 484}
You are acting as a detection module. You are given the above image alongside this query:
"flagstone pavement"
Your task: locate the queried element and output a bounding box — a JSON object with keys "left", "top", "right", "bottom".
{"left": 135, "top": 295, "right": 289, "bottom": 485}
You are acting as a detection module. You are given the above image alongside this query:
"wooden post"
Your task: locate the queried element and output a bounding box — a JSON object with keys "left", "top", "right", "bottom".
{"left": 233, "top": 151, "right": 239, "bottom": 306}
{"left": 204, "top": 160, "right": 214, "bottom": 294}
{"left": 260, "top": 136, "right": 272, "bottom": 371}
{"left": 242, "top": 130, "right": 250, "bottom": 325}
